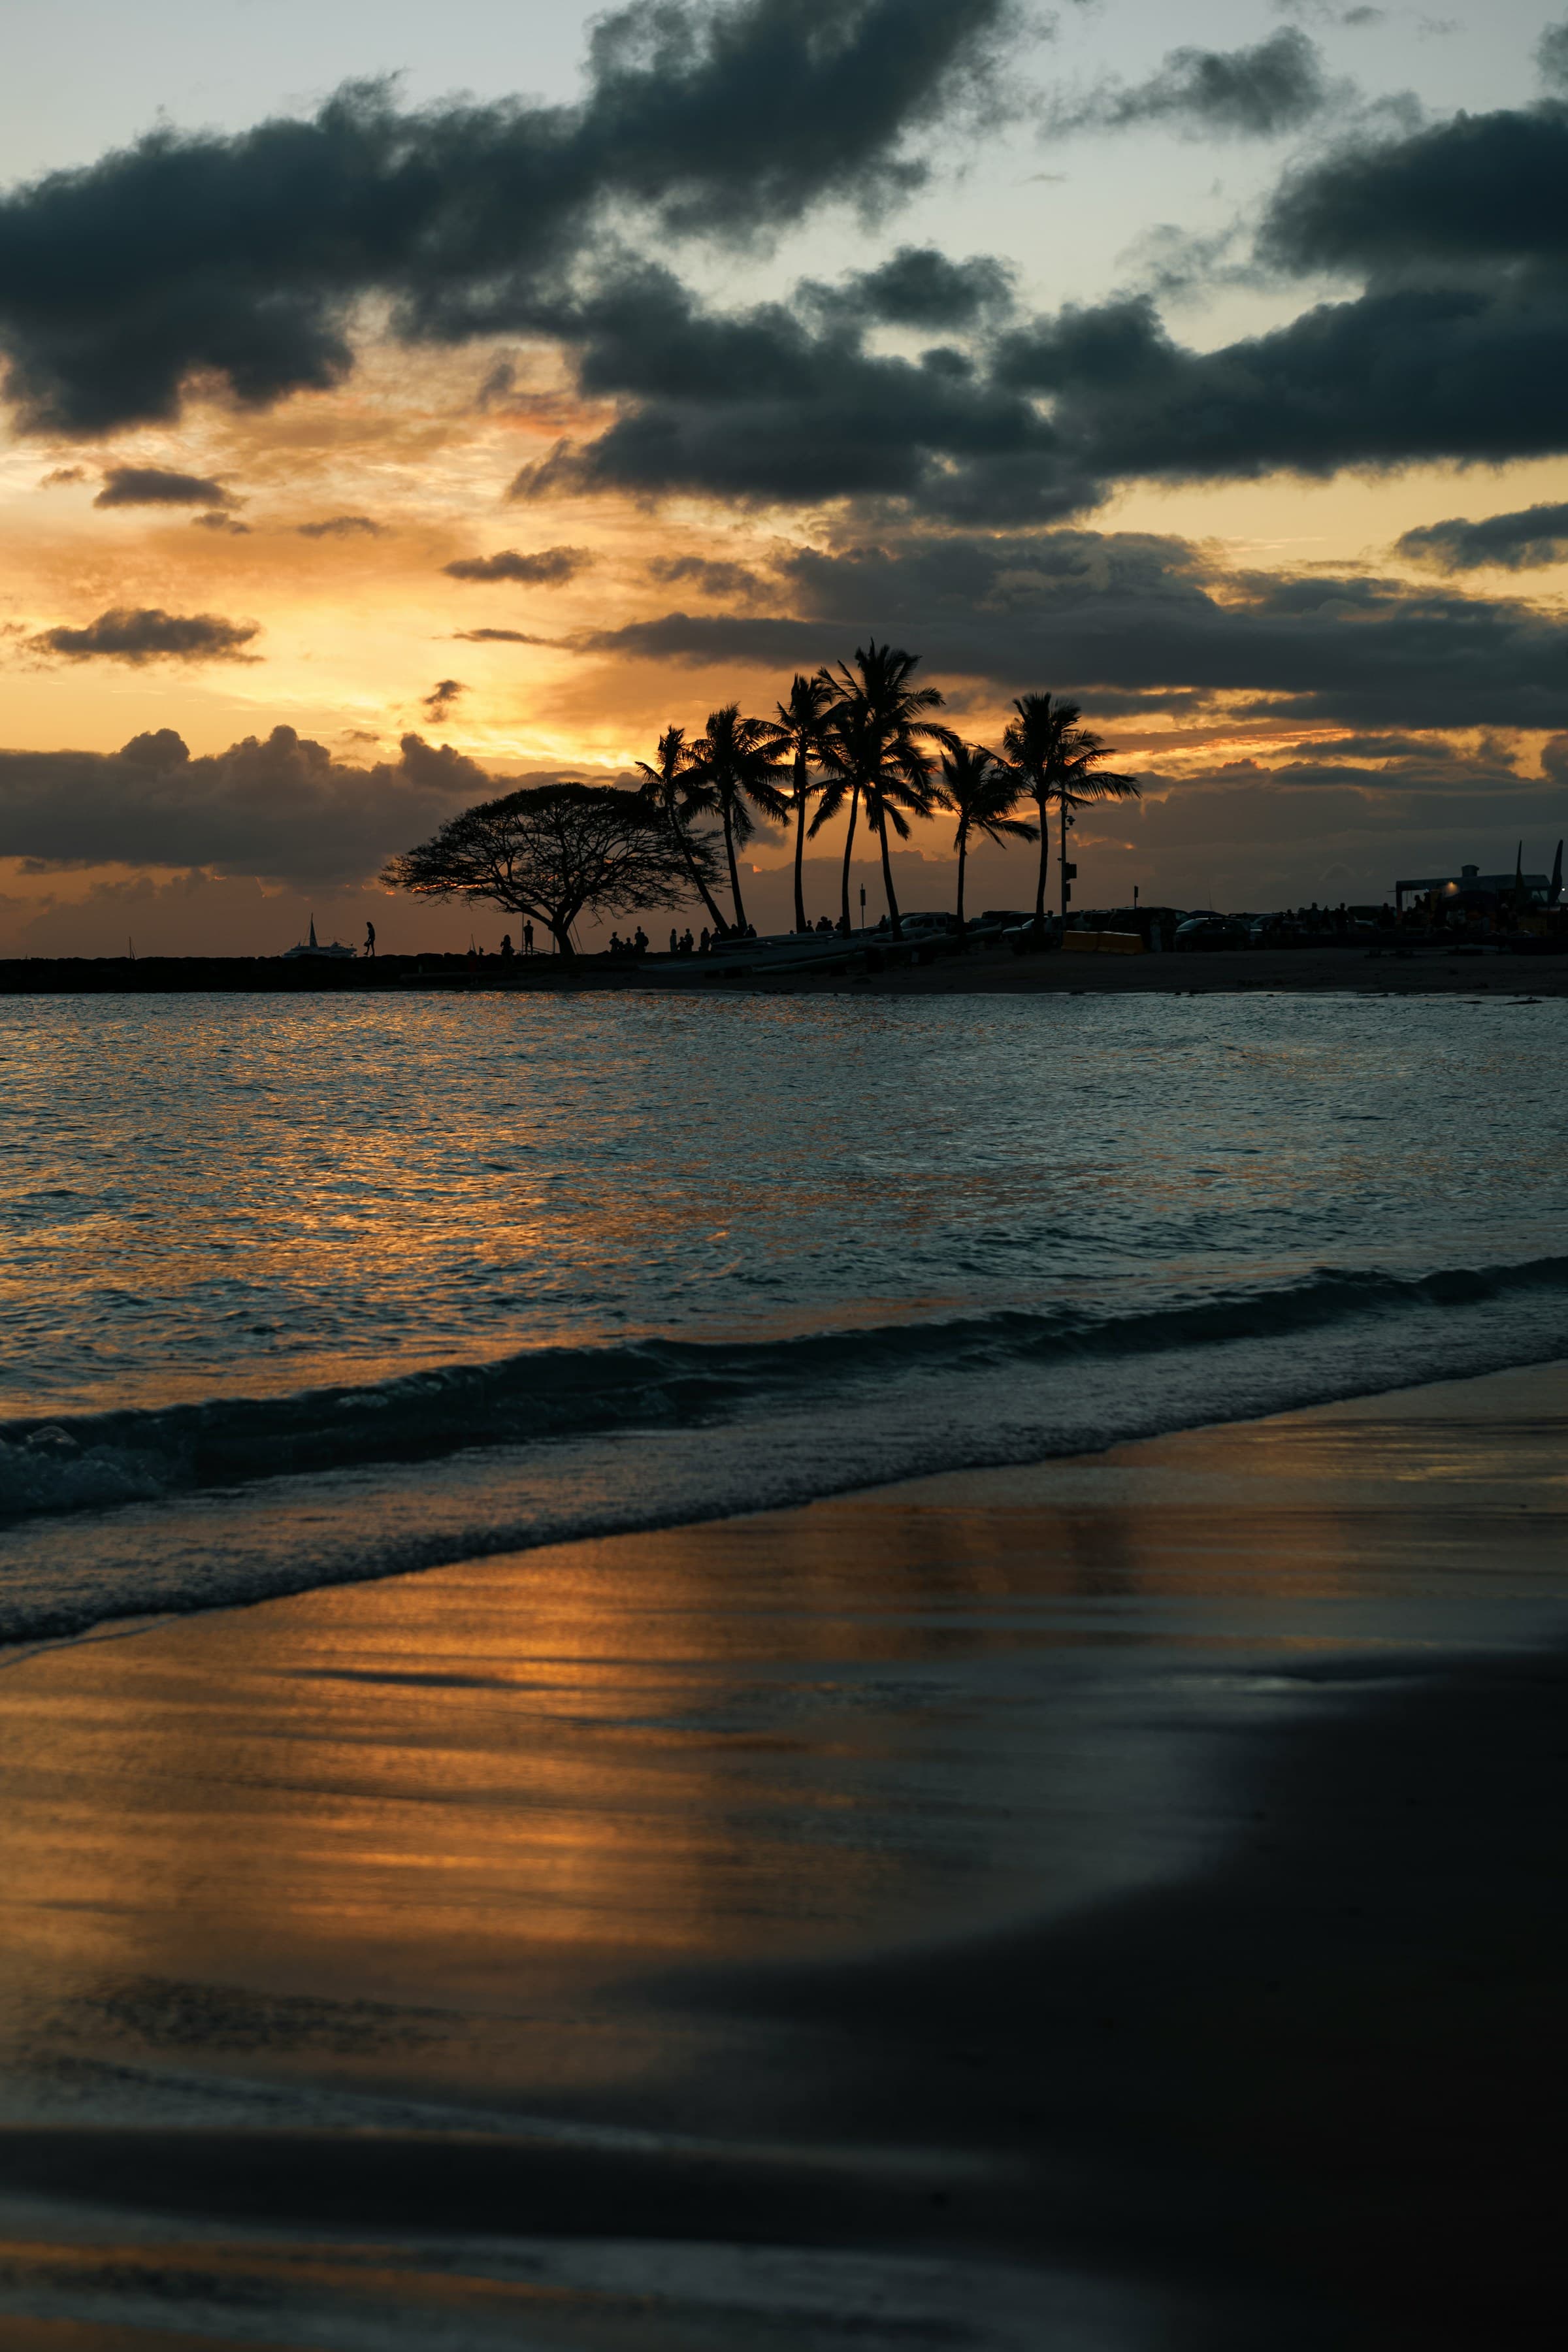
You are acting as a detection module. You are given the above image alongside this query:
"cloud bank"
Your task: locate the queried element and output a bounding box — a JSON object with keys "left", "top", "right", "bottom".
{"left": 571, "top": 529, "right": 1568, "bottom": 731}
{"left": 0, "top": 0, "right": 1013, "bottom": 434}
{"left": 0, "top": 728, "right": 488, "bottom": 883}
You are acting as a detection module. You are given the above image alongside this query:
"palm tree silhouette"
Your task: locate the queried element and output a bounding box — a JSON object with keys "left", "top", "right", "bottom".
{"left": 937, "top": 742, "right": 1037, "bottom": 926}
{"left": 762, "top": 673, "right": 836, "bottom": 932}
{"left": 1000, "top": 693, "right": 1077, "bottom": 931}
{"left": 1000, "top": 695, "right": 1139, "bottom": 928}
{"left": 634, "top": 724, "right": 729, "bottom": 938}
{"left": 814, "top": 642, "right": 947, "bottom": 940}
{"left": 686, "top": 704, "right": 791, "bottom": 935}
{"left": 1052, "top": 724, "right": 1139, "bottom": 925}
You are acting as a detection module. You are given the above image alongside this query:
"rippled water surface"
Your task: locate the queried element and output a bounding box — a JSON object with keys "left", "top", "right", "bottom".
{"left": 3, "top": 990, "right": 1564, "bottom": 1415}
{"left": 1, "top": 989, "right": 1565, "bottom": 1642}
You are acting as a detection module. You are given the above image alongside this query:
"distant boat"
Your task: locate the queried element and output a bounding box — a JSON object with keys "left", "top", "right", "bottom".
{"left": 282, "top": 915, "right": 357, "bottom": 962}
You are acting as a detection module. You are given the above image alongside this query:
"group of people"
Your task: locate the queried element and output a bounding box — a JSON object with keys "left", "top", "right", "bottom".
{"left": 471, "top": 912, "right": 853, "bottom": 961}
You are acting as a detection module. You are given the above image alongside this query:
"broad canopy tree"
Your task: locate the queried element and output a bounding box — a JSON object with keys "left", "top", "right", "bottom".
{"left": 383, "top": 781, "right": 706, "bottom": 956}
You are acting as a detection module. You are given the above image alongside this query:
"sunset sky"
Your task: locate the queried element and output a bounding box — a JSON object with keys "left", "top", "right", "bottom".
{"left": 4, "top": 0, "right": 1568, "bottom": 952}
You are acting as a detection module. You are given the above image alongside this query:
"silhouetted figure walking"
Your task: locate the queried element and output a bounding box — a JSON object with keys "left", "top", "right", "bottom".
{"left": 364, "top": 921, "right": 376, "bottom": 958}
{"left": 523, "top": 921, "right": 534, "bottom": 955}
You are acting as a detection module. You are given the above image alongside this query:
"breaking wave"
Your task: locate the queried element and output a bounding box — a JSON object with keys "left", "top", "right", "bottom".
{"left": 5, "top": 1252, "right": 1567, "bottom": 1535}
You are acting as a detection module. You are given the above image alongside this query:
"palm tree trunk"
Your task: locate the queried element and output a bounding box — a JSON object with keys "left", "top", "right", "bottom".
{"left": 839, "top": 783, "right": 860, "bottom": 934}
{"left": 1034, "top": 787, "right": 1049, "bottom": 927}
{"left": 956, "top": 826, "right": 967, "bottom": 926}
{"left": 877, "top": 802, "right": 902, "bottom": 938}
{"left": 675, "top": 819, "right": 727, "bottom": 936}
{"left": 792, "top": 751, "right": 808, "bottom": 932}
{"left": 1059, "top": 795, "right": 1069, "bottom": 926}
{"left": 723, "top": 800, "right": 747, "bottom": 932}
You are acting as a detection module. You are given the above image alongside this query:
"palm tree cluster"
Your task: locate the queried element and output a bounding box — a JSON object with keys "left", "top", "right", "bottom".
{"left": 636, "top": 644, "right": 1137, "bottom": 941}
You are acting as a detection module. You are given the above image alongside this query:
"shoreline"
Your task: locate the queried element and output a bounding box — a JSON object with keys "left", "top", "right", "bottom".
{"left": 1, "top": 1361, "right": 1565, "bottom": 2345}
{"left": 3, "top": 943, "right": 1566, "bottom": 996}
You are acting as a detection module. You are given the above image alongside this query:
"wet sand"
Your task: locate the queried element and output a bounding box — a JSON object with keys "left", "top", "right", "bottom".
{"left": 1, "top": 1362, "right": 1565, "bottom": 2347}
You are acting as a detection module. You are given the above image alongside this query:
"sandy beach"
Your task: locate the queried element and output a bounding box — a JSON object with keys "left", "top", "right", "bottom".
{"left": 0, "top": 1361, "right": 1564, "bottom": 2347}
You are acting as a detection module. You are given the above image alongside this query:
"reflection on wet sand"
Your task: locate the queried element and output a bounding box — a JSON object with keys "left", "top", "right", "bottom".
{"left": 0, "top": 1361, "right": 1565, "bottom": 2347}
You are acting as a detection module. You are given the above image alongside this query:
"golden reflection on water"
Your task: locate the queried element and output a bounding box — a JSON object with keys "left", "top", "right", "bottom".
{"left": 3, "top": 1367, "right": 1565, "bottom": 2119}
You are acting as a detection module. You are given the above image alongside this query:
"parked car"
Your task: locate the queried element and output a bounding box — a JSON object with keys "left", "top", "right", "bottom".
{"left": 898, "top": 911, "right": 960, "bottom": 936}
{"left": 1175, "top": 915, "right": 1249, "bottom": 952}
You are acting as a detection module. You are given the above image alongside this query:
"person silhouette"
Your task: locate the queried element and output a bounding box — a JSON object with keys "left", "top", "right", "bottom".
{"left": 523, "top": 921, "right": 534, "bottom": 955}
{"left": 364, "top": 921, "right": 376, "bottom": 958}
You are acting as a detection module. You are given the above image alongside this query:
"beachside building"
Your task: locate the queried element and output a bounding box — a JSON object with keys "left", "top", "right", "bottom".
{"left": 1394, "top": 857, "right": 1557, "bottom": 916}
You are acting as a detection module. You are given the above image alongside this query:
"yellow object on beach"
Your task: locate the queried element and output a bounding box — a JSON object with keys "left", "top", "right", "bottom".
{"left": 1062, "top": 930, "right": 1145, "bottom": 955}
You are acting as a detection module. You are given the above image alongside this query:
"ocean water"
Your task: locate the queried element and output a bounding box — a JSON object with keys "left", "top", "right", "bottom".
{"left": 2, "top": 988, "right": 1565, "bottom": 1644}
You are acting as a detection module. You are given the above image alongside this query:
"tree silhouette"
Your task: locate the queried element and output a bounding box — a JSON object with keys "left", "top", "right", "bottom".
{"left": 936, "top": 742, "right": 1037, "bottom": 925}
{"left": 634, "top": 724, "right": 729, "bottom": 937}
{"left": 384, "top": 783, "right": 701, "bottom": 958}
{"left": 762, "top": 672, "right": 836, "bottom": 932}
{"left": 1051, "top": 725, "right": 1139, "bottom": 923}
{"left": 814, "top": 642, "right": 948, "bottom": 939}
{"left": 685, "top": 704, "right": 790, "bottom": 934}
{"left": 1000, "top": 693, "right": 1077, "bottom": 930}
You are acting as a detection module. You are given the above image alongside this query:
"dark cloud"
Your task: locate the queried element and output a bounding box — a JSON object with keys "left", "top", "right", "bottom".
{"left": 93, "top": 464, "right": 232, "bottom": 508}
{"left": 575, "top": 528, "right": 1568, "bottom": 730}
{"left": 1050, "top": 30, "right": 1331, "bottom": 139}
{"left": 1254, "top": 106, "right": 1568, "bottom": 278}
{"left": 512, "top": 95, "right": 1568, "bottom": 516}
{"left": 507, "top": 262, "right": 1085, "bottom": 522}
{"left": 998, "top": 276, "right": 1568, "bottom": 485}
{"left": 29, "top": 608, "right": 260, "bottom": 663}
{"left": 191, "top": 512, "right": 251, "bottom": 534}
{"left": 0, "top": 726, "right": 487, "bottom": 884}
{"left": 647, "top": 553, "right": 768, "bottom": 599}
{"left": 1395, "top": 502, "right": 1568, "bottom": 573}
{"left": 805, "top": 244, "right": 1016, "bottom": 329}
{"left": 0, "top": 1, "right": 1013, "bottom": 435}
{"left": 575, "top": 611, "right": 828, "bottom": 669}
{"left": 421, "top": 679, "right": 465, "bottom": 719}
{"left": 442, "top": 546, "right": 591, "bottom": 584}
{"left": 297, "top": 513, "right": 384, "bottom": 538}
{"left": 451, "top": 627, "right": 555, "bottom": 644}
